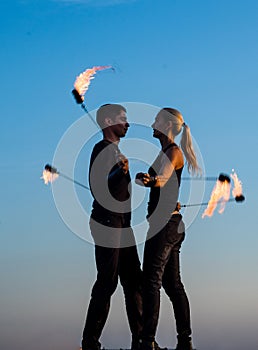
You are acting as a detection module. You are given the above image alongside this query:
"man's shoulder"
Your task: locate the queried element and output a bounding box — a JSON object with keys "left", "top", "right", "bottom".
{"left": 90, "top": 139, "right": 115, "bottom": 164}
{"left": 91, "top": 139, "right": 110, "bottom": 155}
{"left": 93, "top": 139, "right": 112, "bottom": 151}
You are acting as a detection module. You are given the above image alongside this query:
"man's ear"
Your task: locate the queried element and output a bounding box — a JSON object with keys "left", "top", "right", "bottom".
{"left": 104, "top": 117, "right": 113, "bottom": 126}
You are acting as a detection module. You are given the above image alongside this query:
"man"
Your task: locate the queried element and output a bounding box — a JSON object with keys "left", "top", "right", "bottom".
{"left": 81, "top": 104, "right": 142, "bottom": 350}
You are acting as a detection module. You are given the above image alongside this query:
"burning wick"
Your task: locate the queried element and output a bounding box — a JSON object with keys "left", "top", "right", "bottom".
{"left": 235, "top": 195, "right": 245, "bottom": 202}
{"left": 71, "top": 65, "right": 113, "bottom": 129}
{"left": 45, "top": 164, "right": 58, "bottom": 173}
{"left": 218, "top": 173, "right": 231, "bottom": 183}
{"left": 71, "top": 88, "right": 84, "bottom": 104}
{"left": 41, "top": 164, "right": 59, "bottom": 184}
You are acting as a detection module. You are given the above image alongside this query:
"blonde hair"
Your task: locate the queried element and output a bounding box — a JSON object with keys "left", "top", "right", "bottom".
{"left": 161, "top": 108, "right": 201, "bottom": 175}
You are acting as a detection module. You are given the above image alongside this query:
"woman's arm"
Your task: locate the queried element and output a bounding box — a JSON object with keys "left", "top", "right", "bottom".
{"left": 135, "top": 146, "right": 183, "bottom": 188}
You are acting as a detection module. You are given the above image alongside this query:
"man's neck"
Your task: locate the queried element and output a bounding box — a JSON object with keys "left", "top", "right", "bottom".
{"left": 103, "top": 130, "right": 120, "bottom": 144}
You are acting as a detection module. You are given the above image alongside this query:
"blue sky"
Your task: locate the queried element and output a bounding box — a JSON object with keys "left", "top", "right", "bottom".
{"left": 1, "top": 0, "right": 258, "bottom": 349}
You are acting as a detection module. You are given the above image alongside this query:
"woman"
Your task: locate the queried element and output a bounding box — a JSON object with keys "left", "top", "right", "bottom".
{"left": 135, "top": 108, "right": 200, "bottom": 350}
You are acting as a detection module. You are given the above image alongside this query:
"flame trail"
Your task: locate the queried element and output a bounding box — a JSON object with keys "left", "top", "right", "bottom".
{"left": 73, "top": 65, "right": 112, "bottom": 102}
{"left": 230, "top": 170, "right": 243, "bottom": 198}
{"left": 202, "top": 170, "right": 244, "bottom": 218}
{"left": 72, "top": 65, "right": 113, "bottom": 129}
{"left": 202, "top": 178, "right": 231, "bottom": 218}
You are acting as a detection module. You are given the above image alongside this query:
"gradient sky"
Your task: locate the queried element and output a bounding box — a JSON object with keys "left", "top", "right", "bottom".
{"left": 1, "top": 1, "right": 258, "bottom": 350}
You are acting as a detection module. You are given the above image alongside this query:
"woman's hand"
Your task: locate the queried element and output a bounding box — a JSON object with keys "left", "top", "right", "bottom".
{"left": 135, "top": 172, "right": 153, "bottom": 186}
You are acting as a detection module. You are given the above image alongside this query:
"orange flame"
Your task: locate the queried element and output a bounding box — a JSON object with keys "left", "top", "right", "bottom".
{"left": 230, "top": 170, "right": 243, "bottom": 198}
{"left": 74, "top": 65, "right": 112, "bottom": 101}
{"left": 202, "top": 179, "right": 231, "bottom": 218}
{"left": 41, "top": 169, "right": 59, "bottom": 185}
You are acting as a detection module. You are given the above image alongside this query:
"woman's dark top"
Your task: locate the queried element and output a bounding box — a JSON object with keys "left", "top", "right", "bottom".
{"left": 147, "top": 143, "right": 183, "bottom": 221}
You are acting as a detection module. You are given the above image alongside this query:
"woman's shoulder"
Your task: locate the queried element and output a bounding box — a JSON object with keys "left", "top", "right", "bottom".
{"left": 163, "top": 143, "right": 184, "bottom": 168}
{"left": 164, "top": 143, "right": 182, "bottom": 156}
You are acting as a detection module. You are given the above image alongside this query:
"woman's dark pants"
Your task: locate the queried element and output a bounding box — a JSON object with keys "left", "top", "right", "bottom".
{"left": 141, "top": 214, "right": 191, "bottom": 343}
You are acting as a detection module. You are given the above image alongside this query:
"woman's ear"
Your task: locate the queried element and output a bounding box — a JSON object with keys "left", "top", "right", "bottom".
{"left": 165, "top": 120, "right": 173, "bottom": 130}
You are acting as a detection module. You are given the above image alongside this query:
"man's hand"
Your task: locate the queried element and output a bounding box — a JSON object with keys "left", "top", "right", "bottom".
{"left": 116, "top": 153, "right": 129, "bottom": 174}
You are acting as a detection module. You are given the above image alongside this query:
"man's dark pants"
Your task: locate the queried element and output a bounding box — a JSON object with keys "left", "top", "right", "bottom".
{"left": 82, "top": 215, "right": 142, "bottom": 349}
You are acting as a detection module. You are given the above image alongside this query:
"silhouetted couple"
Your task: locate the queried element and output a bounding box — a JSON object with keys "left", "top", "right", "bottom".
{"left": 81, "top": 104, "right": 200, "bottom": 350}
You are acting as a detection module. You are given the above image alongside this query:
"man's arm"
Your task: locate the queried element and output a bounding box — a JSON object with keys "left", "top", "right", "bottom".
{"left": 108, "top": 153, "right": 129, "bottom": 186}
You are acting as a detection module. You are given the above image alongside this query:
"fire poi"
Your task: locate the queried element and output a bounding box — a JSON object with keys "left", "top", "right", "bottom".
{"left": 41, "top": 164, "right": 90, "bottom": 190}
{"left": 71, "top": 65, "right": 113, "bottom": 128}
{"left": 42, "top": 64, "right": 245, "bottom": 217}
{"left": 41, "top": 66, "right": 113, "bottom": 191}
{"left": 201, "top": 170, "right": 245, "bottom": 218}
{"left": 41, "top": 164, "right": 59, "bottom": 184}
{"left": 41, "top": 164, "right": 245, "bottom": 215}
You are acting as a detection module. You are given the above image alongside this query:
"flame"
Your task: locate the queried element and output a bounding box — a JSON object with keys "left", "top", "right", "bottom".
{"left": 74, "top": 65, "right": 112, "bottom": 101}
{"left": 230, "top": 170, "right": 243, "bottom": 198}
{"left": 41, "top": 169, "right": 59, "bottom": 185}
{"left": 202, "top": 179, "right": 231, "bottom": 218}
{"left": 202, "top": 169, "right": 244, "bottom": 218}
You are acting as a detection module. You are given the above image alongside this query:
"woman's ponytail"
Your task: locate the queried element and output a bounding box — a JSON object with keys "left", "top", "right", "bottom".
{"left": 180, "top": 123, "right": 201, "bottom": 175}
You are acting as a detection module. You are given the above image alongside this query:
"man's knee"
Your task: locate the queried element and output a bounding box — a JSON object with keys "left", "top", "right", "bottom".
{"left": 92, "top": 278, "right": 118, "bottom": 299}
